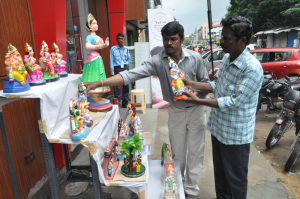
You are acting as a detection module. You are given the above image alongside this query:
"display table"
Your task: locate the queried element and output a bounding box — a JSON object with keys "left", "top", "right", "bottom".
{"left": 148, "top": 160, "right": 185, "bottom": 199}
{"left": 0, "top": 74, "right": 150, "bottom": 198}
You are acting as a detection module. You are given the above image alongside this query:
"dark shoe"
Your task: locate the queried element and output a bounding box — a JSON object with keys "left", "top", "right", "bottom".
{"left": 121, "top": 104, "right": 128, "bottom": 108}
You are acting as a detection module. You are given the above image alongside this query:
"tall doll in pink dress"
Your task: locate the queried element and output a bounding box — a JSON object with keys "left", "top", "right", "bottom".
{"left": 82, "top": 13, "right": 112, "bottom": 112}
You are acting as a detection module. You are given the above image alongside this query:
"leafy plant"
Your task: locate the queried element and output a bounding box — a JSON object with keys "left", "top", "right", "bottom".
{"left": 120, "top": 133, "right": 143, "bottom": 172}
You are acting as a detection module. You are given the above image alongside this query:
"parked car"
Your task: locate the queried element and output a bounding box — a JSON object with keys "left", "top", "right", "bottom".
{"left": 246, "top": 44, "right": 261, "bottom": 50}
{"left": 249, "top": 47, "right": 300, "bottom": 79}
{"left": 202, "top": 48, "right": 225, "bottom": 72}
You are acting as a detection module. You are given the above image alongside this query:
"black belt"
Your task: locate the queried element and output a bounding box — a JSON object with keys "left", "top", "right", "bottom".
{"left": 114, "top": 65, "right": 128, "bottom": 67}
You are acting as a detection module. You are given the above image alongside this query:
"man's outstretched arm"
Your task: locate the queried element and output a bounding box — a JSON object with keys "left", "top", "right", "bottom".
{"left": 83, "top": 74, "right": 125, "bottom": 93}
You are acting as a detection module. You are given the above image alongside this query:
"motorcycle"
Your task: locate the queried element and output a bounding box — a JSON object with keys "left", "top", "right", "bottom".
{"left": 282, "top": 90, "right": 300, "bottom": 171}
{"left": 265, "top": 89, "right": 300, "bottom": 149}
{"left": 285, "top": 128, "right": 300, "bottom": 171}
{"left": 257, "top": 74, "right": 300, "bottom": 114}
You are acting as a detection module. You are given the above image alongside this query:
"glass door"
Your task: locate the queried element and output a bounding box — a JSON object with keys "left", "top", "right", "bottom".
{"left": 66, "top": 0, "right": 96, "bottom": 74}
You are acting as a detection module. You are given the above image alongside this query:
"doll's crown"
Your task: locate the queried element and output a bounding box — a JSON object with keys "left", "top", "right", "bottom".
{"left": 25, "top": 43, "right": 33, "bottom": 53}
{"left": 52, "top": 42, "right": 58, "bottom": 51}
{"left": 8, "top": 43, "right": 17, "bottom": 53}
{"left": 41, "top": 41, "right": 48, "bottom": 49}
{"left": 87, "top": 13, "right": 95, "bottom": 26}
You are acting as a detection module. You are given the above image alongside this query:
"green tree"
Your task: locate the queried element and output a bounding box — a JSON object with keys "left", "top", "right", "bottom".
{"left": 120, "top": 133, "right": 143, "bottom": 172}
{"left": 225, "top": 0, "right": 300, "bottom": 33}
{"left": 183, "top": 39, "right": 191, "bottom": 46}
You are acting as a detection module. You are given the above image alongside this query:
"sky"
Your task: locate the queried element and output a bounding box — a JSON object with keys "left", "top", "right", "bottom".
{"left": 161, "top": 0, "right": 231, "bottom": 35}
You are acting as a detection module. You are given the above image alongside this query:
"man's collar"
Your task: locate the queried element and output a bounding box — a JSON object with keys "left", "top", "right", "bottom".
{"left": 116, "top": 44, "right": 125, "bottom": 49}
{"left": 228, "top": 48, "right": 248, "bottom": 69}
{"left": 162, "top": 48, "right": 191, "bottom": 59}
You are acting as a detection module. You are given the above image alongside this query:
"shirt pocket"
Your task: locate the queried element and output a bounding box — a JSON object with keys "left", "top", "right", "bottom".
{"left": 186, "top": 70, "right": 196, "bottom": 80}
{"left": 113, "top": 50, "right": 121, "bottom": 59}
{"left": 224, "top": 84, "right": 236, "bottom": 96}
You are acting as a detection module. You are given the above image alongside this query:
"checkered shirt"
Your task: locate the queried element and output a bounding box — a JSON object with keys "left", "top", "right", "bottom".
{"left": 207, "top": 48, "right": 263, "bottom": 145}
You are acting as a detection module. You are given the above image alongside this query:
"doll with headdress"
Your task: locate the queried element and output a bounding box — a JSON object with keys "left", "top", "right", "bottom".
{"left": 3, "top": 44, "right": 31, "bottom": 93}
{"left": 39, "top": 41, "right": 59, "bottom": 82}
{"left": 82, "top": 13, "right": 112, "bottom": 112}
{"left": 23, "top": 43, "right": 46, "bottom": 85}
{"left": 51, "top": 42, "right": 68, "bottom": 77}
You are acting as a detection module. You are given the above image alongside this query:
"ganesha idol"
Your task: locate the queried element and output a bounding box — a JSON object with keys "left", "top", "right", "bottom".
{"left": 3, "top": 43, "right": 30, "bottom": 93}
{"left": 51, "top": 42, "right": 68, "bottom": 77}
{"left": 39, "top": 41, "right": 59, "bottom": 82}
{"left": 23, "top": 43, "right": 46, "bottom": 85}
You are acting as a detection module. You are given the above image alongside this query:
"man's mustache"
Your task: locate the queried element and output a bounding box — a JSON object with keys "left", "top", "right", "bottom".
{"left": 166, "top": 45, "right": 174, "bottom": 49}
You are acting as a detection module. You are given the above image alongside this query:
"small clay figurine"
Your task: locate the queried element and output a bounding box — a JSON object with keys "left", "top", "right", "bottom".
{"left": 24, "top": 43, "right": 46, "bottom": 85}
{"left": 39, "top": 41, "right": 59, "bottom": 82}
{"left": 3, "top": 44, "right": 30, "bottom": 93}
{"left": 52, "top": 42, "right": 68, "bottom": 77}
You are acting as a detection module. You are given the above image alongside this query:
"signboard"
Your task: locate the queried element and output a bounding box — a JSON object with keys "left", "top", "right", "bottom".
{"left": 148, "top": 9, "right": 173, "bottom": 109}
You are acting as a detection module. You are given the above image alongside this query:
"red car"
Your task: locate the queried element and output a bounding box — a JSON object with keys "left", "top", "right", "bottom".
{"left": 209, "top": 47, "right": 300, "bottom": 80}
{"left": 249, "top": 47, "right": 300, "bottom": 79}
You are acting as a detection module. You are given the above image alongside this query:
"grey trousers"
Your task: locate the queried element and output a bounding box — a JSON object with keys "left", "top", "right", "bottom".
{"left": 168, "top": 105, "right": 206, "bottom": 196}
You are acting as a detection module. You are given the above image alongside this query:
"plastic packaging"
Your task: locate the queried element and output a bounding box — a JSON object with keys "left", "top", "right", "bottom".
{"left": 161, "top": 143, "right": 179, "bottom": 199}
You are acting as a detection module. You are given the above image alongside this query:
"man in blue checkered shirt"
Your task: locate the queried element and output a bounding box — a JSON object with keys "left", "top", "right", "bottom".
{"left": 182, "top": 16, "right": 263, "bottom": 199}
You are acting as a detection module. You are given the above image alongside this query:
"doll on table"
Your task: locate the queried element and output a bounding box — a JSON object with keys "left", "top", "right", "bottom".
{"left": 52, "top": 42, "right": 68, "bottom": 77}
{"left": 82, "top": 13, "right": 112, "bottom": 112}
{"left": 39, "top": 41, "right": 59, "bottom": 82}
{"left": 24, "top": 43, "right": 46, "bottom": 85}
{"left": 3, "top": 44, "right": 31, "bottom": 93}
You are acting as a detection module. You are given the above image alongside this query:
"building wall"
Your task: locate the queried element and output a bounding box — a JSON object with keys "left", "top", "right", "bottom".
{"left": 30, "top": 0, "right": 66, "bottom": 61}
{"left": 287, "top": 30, "right": 299, "bottom": 47}
{"left": 267, "top": 34, "right": 274, "bottom": 48}
{"left": 273, "top": 32, "right": 288, "bottom": 47}
{"left": 0, "top": 0, "right": 37, "bottom": 79}
{"left": 126, "top": 0, "right": 145, "bottom": 20}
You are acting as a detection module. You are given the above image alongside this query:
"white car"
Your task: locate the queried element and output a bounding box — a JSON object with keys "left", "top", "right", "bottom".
{"left": 246, "top": 44, "right": 261, "bottom": 50}
{"left": 202, "top": 48, "right": 225, "bottom": 72}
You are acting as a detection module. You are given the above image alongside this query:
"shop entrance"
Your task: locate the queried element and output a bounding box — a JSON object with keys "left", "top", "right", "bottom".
{"left": 66, "top": 0, "right": 97, "bottom": 74}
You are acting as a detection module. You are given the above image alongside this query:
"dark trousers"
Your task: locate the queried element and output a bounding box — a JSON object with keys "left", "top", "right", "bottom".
{"left": 114, "top": 65, "right": 129, "bottom": 106}
{"left": 211, "top": 135, "right": 250, "bottom": 199}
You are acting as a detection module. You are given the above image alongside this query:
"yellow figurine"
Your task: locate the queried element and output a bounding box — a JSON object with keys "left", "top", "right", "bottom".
{"left": 6, "top": 44, "right": 28, "bottom": 85}
{"left": 136, "top": 162, "right": 141, "bottom": 172}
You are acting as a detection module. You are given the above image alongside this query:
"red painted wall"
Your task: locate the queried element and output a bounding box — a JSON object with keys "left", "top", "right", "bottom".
{"left": 107, "top": 0, "right": 126, "bottom": 13}
{"left": 30, "top": 0, "right": 66, "bottom": 59}
{"left": 107, "top": 0, "right": 126, "bottom": 47}
{"left": 30, "top": 0, "right": 67, "bottom": 168}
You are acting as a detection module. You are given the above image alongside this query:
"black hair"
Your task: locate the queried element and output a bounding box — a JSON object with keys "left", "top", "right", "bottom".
{"left": 161, "top": 21, "right": 184, "bottom": 39}
{"left": 221, "top": 16, "right": 253, "bottom": 45}
{"left": 86, "top": 19, "right": 94, "bottom": 32}
{"left": 276, "top": 53, "right": 283, "bottom": 59}
{"left": 117, "top": 33, "right": 125, "bottom": 38}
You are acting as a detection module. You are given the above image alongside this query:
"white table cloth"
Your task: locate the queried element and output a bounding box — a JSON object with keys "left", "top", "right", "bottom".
{"left": 0, "top": 75, "right": 149, "bottom": 196}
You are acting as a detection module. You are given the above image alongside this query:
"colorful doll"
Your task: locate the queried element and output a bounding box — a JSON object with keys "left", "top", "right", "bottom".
{"left": 24, "top": 43, "right": 46, "bottom": 85}
{"left": 168, "top": 57, "right": 194, "bottom": 101}
{"left": 3, "top": 44, "right": 30, "bottom": 93}
{"left": 69, "top": 83, "right": 92, "bottom": 140}
{"left": 82, "top": 13, "right": 112, "bottom": 112}
{"left": 39, "top": 41, "right": 59, "bottom": 82}
{"left": 52, "top": 42, "right": 68, "bottom": 77}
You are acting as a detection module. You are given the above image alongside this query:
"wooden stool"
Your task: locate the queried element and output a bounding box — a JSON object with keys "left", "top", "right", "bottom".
{"left": 131, "top": 89, "right": 146, "bottom": 114}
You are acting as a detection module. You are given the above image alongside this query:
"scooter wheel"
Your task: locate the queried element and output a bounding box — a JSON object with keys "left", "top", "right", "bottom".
{"left": 285, "top": 142, "right": 300, "bottom": 171}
